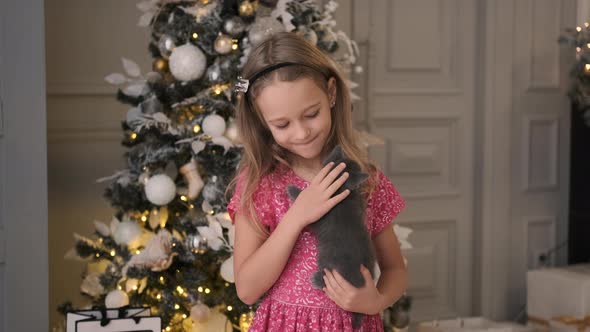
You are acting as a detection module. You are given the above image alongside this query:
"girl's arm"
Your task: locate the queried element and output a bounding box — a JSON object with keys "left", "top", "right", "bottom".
{"left": 233, "top": 210, "right": 304, "bottom": 305}
{"left": 373, "top": 223, "right": 408, "bottom": 311}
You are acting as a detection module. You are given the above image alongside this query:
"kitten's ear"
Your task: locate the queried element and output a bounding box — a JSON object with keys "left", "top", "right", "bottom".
{"left": 323, "top": 145, "right": 344, "bottom": 165}
{"left": 286, "top": 185, "right": 302, "bottom": 201}
{"left": 344, "top": 172, "right": 370, "bottom": 190}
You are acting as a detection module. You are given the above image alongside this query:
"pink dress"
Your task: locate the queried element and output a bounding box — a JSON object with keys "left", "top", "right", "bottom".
{"left": 227, "top": 163, "right": 405, "bottom": 332}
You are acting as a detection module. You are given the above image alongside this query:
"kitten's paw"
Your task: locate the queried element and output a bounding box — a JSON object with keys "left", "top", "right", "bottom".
{"left": 311, "top": 271, "right": 325, "bottom": 289}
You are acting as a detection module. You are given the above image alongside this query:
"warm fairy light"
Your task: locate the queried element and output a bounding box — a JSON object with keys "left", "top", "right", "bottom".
{"left": 213, "top": 86, "right": 223, "bottom": 95}
{"left": 225, "top": 283, "right": 230, "bottom": 287}
{"left": 110, "top": 250, "right": 116, "bottom": 257}
{"left": 577, "top": 47, "right": 582, "bottom": 53}
{"left": 204, "top": 288, "right": 211, "bottom": 294}
{"left": 136, "top": 250, "right": 141, "bottom": 254}
{"left": 586, "top": 22, "right": 589, "bottom": 27}
{"left": 577, "top": 26, "right": 582, "bottom": 32}
{"left": 172, "top": 242, "right": 176, "bottom": 247}
{"left": 95, "top": 253, "right": 100, "bottom": 258}
{"left": 189, "top": 204, "right": 195, "bottom": 209}
{"left": 141, "top": 216, "right": 147, "bottom": 222}
{"left": 131, "top": 132, "right": 138, "bottom": 140}
{"left": 166, "top": 327, "right": 171, "bottom": 332}
{"left": 227, "top": 305, "right": 233, "bottom": 311}
{"left": 180, "top": 195, "right": 188, "bottom": 202}
{"left": 174, "top": 304, "right": 180, "bottom": 310}
{"left": 160, "top": 276, "right": 165, "bottom": 282}
{"left": 182, "top": 314, "right": 187, "bottom": 319}
{"left": 193, "top": 124, "right": 201, "bottom": 133}
{"left": 98, "top": 238, "right": 103, "bottom": 243}
{"left": 198, "top": 286, "right": 204, "bottom": 293}
{"left": 118, "top": 285, "right": 122, "bottom": 290}
{"left": 208, "top": 210, "right": 215, "bottom": 215}
{"left": 156, "top": 294, "right": 161, "bottom": 300}
{"left": 176, "top": 286, "right": 184, "bottom": 294}
{"left": 232, "top": 43, "right": 238, "bottom": 50}
{"left": 192, "top": 32, "right": 199, "bottom": 39}
{"left": 132, "top": 285, "right": 138, "bottom": 291}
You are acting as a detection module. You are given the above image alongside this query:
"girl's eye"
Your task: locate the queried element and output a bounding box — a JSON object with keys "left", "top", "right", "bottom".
{"left": 306, "top": 111, "right": 320, "bottom": 118}
{"left": 276, "top": 123, "right": 289, "bottom": 129}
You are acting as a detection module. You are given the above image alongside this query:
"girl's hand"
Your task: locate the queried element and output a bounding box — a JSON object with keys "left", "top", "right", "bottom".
{"left": 323, "top": 265, "right": 383, "bottom": 315}
{"left": 287, "top": 161, "right": 350, "bottom": 227}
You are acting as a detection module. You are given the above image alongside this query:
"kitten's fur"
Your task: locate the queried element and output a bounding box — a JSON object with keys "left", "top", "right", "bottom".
{"left": 286, "top": 146, "right": 374, "bottom": 329}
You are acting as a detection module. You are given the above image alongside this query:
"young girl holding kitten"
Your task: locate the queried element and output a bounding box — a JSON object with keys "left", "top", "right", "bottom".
{"left": 227, "top": 32, "right": 407, "bottom": 331}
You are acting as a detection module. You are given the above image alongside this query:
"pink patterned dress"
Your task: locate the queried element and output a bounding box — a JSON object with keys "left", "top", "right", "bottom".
{"left": 227, "top": 163, "right": 405, "bottom": 332}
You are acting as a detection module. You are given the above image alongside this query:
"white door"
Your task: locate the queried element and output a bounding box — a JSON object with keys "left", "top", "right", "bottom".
{"left": 351, "top": 0, "right": 477, "bottom": 320}
{"left": 0, "top": 0, "right": 49, "bottom": 331}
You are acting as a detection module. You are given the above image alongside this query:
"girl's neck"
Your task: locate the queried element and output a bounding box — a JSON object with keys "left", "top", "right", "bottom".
{"left": 290, "top": 158, "right": 323, "bottom": 181}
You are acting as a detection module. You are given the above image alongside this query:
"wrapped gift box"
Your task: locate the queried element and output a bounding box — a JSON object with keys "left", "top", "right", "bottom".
{"left": 66, "top": 307, "right": 158, "bottom": 332}
{"left": 527, "top": 264, "right": 590, "bottom": 330}
{"left": 416, "top": 317, "right": 536, "bottom": 332}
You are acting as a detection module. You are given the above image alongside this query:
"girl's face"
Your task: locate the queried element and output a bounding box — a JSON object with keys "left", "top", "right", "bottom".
{"left": 256, "top": 77, "right": 336, "bottom": 166}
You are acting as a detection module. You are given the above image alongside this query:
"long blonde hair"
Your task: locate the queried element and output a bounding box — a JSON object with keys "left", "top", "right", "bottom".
{"left": 227, "top": 32, "right": 377, "bottom": 235}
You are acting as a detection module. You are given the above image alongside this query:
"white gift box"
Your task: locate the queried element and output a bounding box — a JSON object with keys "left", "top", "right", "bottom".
{"left": 66, "top": 307, "right": 154, "bottom": 332}
{"left": 527, "top": 264, "right": 590, "bottom": 329}
{"left": 417, "top": 317, "right": 535, "bottom": 332}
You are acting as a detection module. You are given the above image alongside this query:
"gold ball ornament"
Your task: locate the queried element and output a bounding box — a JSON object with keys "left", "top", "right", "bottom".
{"left": 239, "top": 311, "right": 254, "bottom": 332}
{"left": 239, "top": 0, "right": 258, "bottom": 17}
{"left": 214, "top": 34, "right": 234, "bottom": 54}
{"left": 152, "top": 58, "right": 168, "bottom": 73}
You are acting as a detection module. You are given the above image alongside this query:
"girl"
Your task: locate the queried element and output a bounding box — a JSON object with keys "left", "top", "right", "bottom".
{"left": 227, "top": 32, "right": 407, "bottom": 332}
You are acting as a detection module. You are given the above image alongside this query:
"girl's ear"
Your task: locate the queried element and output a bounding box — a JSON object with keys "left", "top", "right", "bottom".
{"left": 328, "top": 77, "right": 337, "bottom": 105}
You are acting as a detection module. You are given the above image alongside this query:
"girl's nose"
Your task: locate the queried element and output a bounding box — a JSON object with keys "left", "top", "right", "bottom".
{"left": 294, "top": 123, "right": 311, "bottom": 140}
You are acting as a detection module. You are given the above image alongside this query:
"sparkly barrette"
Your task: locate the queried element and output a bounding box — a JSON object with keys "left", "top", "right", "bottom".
{"left": 235, "top": 76, "right": 249, "bottom": 93}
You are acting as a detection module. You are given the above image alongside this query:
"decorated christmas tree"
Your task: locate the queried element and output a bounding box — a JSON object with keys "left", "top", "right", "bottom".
{"left": 61, "top": 1, "right": 368, "bottom": 331}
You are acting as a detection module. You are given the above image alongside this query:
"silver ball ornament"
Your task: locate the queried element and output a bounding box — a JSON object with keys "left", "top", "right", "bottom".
{"left": 157, "top": 34, "right": 176, "bottom": 58}
{"left": 186, "top": 234, "right": 208, "bottom": 254}
{"left": 206, "top": 62, "right": 222, "bottom": 83}
{"left": 144, "top": 174, "right": 177, "bottom": 206}
{"left": 214, "top": 34, "right": 234, "bottom": 54}
{"left": 168, "top": 43, "right": 207, "bottom": 81}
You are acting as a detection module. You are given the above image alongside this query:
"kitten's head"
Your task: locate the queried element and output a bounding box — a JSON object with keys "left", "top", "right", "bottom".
{"left": 323, "top": 146, "right": 369, "bottom": 191}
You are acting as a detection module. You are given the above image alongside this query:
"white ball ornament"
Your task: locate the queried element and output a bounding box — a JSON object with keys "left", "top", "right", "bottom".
{"left": 202, "top": 114, "right": 226, "bottom": 137}
{"left": 105, "top": 289, "right": 129, "bottom": 308}
{"left": 113, "top": 220, "right": 142, "bottom": 246}
{"left": 224, "top": 120, "right": 240, "bottom": 143}
{"left": 168, "top": 43, "right": 207, "bottom": 81}
{"left": 190, "top": 303, "right": 211, "bottom": 323}
{"left": 145, "top": 174, "right": 177, "bottom": 205}
{"left": 248, "top": 17, "right": 285, "bottom": 47}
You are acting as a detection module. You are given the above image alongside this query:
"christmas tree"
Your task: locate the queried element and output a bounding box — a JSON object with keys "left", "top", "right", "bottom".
{"left": 62, "top": 1, "right": 363, "bottom": 331}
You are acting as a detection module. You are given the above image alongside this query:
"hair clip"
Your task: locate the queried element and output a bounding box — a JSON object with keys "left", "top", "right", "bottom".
{"left": 235, "top": 76, "right": 249, "bottom": 93}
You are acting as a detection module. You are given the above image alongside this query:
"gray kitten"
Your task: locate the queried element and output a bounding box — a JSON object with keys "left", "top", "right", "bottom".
{"left": 286, "top": 145, "right": 374, "bottom": 329}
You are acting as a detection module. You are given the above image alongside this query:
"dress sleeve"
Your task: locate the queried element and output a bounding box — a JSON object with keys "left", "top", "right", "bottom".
{"left": 366, "top": 170, "right": 406, "bottom": 237}
{"left": 226, "top": 171, "right": 276, "bottom": 228}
